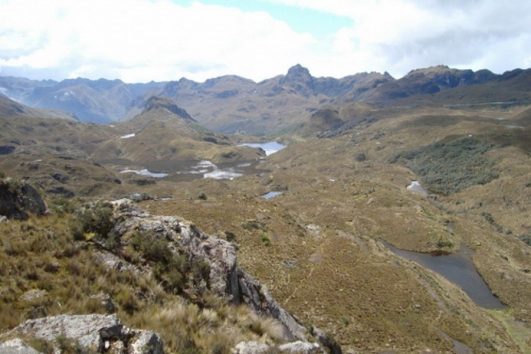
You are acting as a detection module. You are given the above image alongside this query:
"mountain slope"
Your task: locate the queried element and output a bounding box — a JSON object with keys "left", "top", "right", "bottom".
{"left": 0, "top": 77, "right": 165, "bottom": 124}
{"left": 0, "top": 95, "right": 76, "bottom": 121}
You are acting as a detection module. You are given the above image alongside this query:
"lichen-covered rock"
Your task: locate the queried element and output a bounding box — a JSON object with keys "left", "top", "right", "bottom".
{"left": 109, "top": 199, "right": 309, "bottom": 342}
{"left": 278, "top": 341, "right": 321, "bottom": 353}
{"left": 0, "top": 179, "right": 47, "bottom": 219}
{"left": 0, "top": 338, "right": 42, "bottom": 354}
{"left": 232, "top": 341, "right": 324, "bottom": 354}
{"left": 3, "top": 314, "right": 163, "bottom": 354}
{"left": 129, "top": 331, "right": 164, "bottom": 354}
{"left": 232, "top": 341, "right": 270, "bottom": 354}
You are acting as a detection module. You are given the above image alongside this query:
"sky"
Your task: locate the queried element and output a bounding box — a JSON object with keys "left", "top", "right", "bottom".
{"left": 0, "top": 0, "right": 530, "bottom": 83}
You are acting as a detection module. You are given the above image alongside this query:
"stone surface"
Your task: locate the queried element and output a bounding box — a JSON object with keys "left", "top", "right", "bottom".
{"left": 0, "top": 179, "right": 47, "bottom": 219}
{"left": 5, "top": 314, "right": 163, "bottom": 354}
{"left": 20, "top": 289, "right": 47, "bottom": 303}
{"left": 232, "top": 341, "right": 324, "bottom": 354}
{"left": 109, "top": 199, "right": 310, "bottom": 342}
{"left": 278, "top": 341, "right": 322, "bottom": 353}
{"left": 232, "top": 341, "right": 270, "bottom": 354}
{"left": 129, "top": 331, "right": 164, "bottom": 354}
{"left": 0, "top": 338, "right": 42, "bottom": 354}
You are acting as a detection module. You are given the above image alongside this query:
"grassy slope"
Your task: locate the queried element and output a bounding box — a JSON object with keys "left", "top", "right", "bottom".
{"left": 144, "top": 106, "right": 530, "bottom": 353}
{"left": 0, "top": 207, "right": 288, "bottom": 353}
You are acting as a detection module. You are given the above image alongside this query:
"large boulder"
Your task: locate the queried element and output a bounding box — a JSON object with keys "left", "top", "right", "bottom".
{"left": 1, "top": 314, "right": 163, "bottom": 354}
{"left": 0, "top": 179, "right": 47, "bottom": 219}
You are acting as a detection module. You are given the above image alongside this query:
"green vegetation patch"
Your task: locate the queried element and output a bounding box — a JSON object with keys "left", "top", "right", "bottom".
{"left": 391, "top": 136, "right": 498, "bottom": 195}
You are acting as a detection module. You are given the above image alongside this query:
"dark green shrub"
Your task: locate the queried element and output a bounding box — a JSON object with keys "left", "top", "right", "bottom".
{"left": 390, "top": 136, "right": 498, "bottom": 195}
{"left": 71, "top": 201, "right": 114, "bottom": 241}
{"left": 261, "top": 234, "right": 271, "bottom": 247}
{"left": 520, "top": 235, "right": 531, "bottom": 246}
{"left": 436, "top": 239, "right": 454, "bottom": 249}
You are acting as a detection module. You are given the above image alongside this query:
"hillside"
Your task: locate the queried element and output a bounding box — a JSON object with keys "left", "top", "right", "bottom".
{"left": 0, "top": 95, "right": 76, "bottom": 121}
{"left": 0, "top": 66, "right": 530, "bottom": 353}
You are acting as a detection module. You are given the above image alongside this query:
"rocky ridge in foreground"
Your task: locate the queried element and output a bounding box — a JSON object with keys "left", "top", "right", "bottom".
{"left": 0, "top": 199, "right": 339, "bottom": 354}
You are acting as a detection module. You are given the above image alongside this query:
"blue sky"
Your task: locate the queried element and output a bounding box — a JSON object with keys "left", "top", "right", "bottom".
{"left": 0, "top": 0, "right": 530, "bottom": 82}
{"left": 196, "top": 0, "right": 353, "bottom": 38}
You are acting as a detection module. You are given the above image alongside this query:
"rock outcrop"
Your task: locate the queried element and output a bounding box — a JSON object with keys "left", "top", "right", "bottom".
{"left": 110, "top": 199, "right": 310, "bottom": 342}
{"left": 1, "top": 314, "right": 163, "bottom": 354}
{"left": 233, "top": 340, "right": 323, "bottom": 354}
{"left": 0, "top": 179, "right": 47, "bottom": 219}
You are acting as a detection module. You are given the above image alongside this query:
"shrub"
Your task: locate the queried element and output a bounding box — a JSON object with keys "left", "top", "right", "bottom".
{"left": 261, "top": 234, "right": 271, "bottom": 247}
{"left": 70, "top": 201, "right": 114, "bottom": 243}
{"left": 520, "top": 235, "right": 531, "bottom": 246}
{"left": 390, "top": 136, "right": 498, "bottom": 195}
{"left": 436, "top": 239, "right": 454, "bottom": 249}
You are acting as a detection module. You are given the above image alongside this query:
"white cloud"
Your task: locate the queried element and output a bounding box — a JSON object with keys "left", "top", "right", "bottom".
{"left": 0, "top": 0, "right": 530, "bottom": 81}
{"left": 0, "top": 0, "right": 314, "bottom": 82}
{"left": 268, "top": 0, "right": 531, "bottom": 77}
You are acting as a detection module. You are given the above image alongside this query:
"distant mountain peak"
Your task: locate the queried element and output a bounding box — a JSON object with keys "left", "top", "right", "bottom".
{"left": 142, "top": 96, "right": 196, "bottom": 122}
{"left": 285, "top": 64, "right": 312, "bottom": 81}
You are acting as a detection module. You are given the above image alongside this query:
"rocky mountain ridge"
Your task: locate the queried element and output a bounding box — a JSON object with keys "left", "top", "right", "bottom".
{"left": 2, "top": 65, "right": 530, "bottom": 134}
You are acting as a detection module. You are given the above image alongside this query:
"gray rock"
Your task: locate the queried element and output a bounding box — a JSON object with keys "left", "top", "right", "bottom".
{"left": 129, "top": 331, "right": 164, "bottom": 354}
{"left": 0, "top": 338, "right": 42, "bottom": 354}
{"left": 278, "top": 341, "right": 322, "bottom": 353}
{"left": 0, "top": 179, "right": 47, "bottom": 219}
{"left": 109, "top": 199, "right": 309, "bottom": 342}
{"left": 232, "top": 341, "right": 324, "bottom": 354}
{"left": 93, "top": 250, "right": 142, "bottom": 274}
{"left": 20, "top": 289, "right": 47, "bottom": 303}
{"left": 13, "top": 314, "right": 121, "bottom": 351}
{"left": 232, "top": 341, "right": 270, "bottom": 354}
{"left": 6, "top": 314, "right": 163, "bottom": 354}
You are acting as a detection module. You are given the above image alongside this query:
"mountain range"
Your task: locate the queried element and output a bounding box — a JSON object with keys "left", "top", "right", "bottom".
{"left": 0, "top": 63, "right": 530, "bottom": 353}
{"left": 2, "top": 64, "right": 530, "bottom": 134}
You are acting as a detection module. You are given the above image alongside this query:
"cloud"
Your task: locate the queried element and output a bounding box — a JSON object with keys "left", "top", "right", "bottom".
{"left": 0, "top": 0, "right": 314, "bottom": 82}
{"left": 268, "top": 0, "right": 531, "bottom": 77}
{"left": 0, "top": 0, "right": 530, "bottom": 81}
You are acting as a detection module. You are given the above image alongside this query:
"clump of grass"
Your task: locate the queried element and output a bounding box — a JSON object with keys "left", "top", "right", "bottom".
{"left": 261, "top": 234, "right": 272, "bottom": 247}
{"left": 390, "top": 136, "right": 498, "bottom": 195}
{"left": 241, "top": 220, "right": 267, "bottom": 231}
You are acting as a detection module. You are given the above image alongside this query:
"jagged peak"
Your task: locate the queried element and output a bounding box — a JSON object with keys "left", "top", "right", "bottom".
{"left": 285, "top": 64, "right": 312, "bottom": 80}
{"left": 142, "top": 96, "right": 195, "bottom": 122}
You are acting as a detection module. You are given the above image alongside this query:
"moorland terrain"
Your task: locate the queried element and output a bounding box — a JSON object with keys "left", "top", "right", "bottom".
{"left": 0, "top": 65, "right": 530, "bottom": 353}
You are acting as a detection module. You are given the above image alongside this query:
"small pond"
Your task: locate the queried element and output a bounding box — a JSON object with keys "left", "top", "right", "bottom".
{"left": 385, "top": 242, "right": 505, "bottom": 309}
{"left": 120, "top": 168, "right": 168, "bottom": 178}
{"left": 239, "top": 141, "right": 286, "bottom": 156}
{"left": 261, "top": 191, "right": 283, "bottom": 200}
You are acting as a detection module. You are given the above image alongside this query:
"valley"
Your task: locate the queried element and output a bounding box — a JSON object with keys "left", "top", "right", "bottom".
{"left": 0, "top": 65, "right": 530, "bottom": 353}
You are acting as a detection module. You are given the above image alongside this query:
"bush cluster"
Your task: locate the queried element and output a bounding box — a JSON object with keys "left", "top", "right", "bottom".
{"left": 390, "top": 136, "right": 498, "bottom": 195}
{"left": 70, "top": 201, "right": 117, "bottom": 249}
{"left": 130, "top": 231, "right": 210, "bottom": 294}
